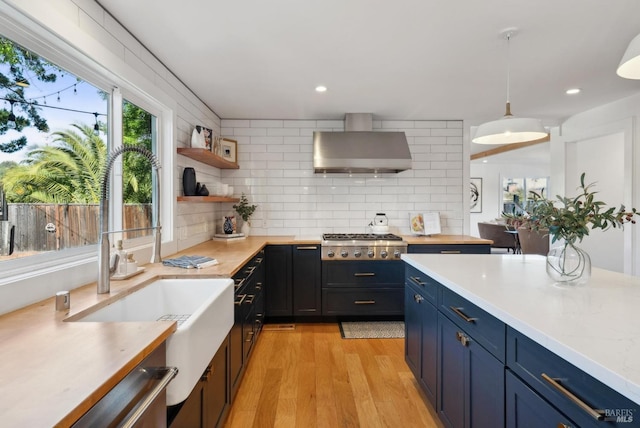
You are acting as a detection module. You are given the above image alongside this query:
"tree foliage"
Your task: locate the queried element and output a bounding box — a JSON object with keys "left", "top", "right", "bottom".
{"left": 2, "top": 123, "right": 106, "bottom": 203}
{"left": 0, "top": 37, "right": 61, "bottom": 153}
{"left": 122, "top": 100, "right": 153, "bottom": 203}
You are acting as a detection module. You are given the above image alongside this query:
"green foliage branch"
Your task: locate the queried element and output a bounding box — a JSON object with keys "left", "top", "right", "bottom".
{"left": 508, "top": 173, "right": 637, "bottom": 245}
{"left": 233, "top": 193, "right": 257, "bottom": 223}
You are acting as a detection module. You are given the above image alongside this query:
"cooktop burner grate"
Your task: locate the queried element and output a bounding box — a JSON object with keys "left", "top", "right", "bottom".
{"left": 322, "top": 233, "right": 403, "bottom": 241}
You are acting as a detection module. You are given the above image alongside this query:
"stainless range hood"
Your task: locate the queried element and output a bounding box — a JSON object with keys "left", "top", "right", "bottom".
{"left": 313, "top": 114, "right": 412, "bottom": 173}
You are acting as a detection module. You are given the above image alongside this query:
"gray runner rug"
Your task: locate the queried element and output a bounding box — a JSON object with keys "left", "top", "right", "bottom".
{"left": 339, "top": 321, "right": 405, "bottom": 339}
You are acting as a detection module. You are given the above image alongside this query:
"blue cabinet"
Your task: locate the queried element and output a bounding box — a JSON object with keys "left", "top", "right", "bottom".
{"left": 507, "top": 327, "right": 638, "bottom": 428}
{"left": 506, "top": 370, "right": 576, "bottom": 428}
{"left": 437, "top": 313, "right": 505, "bottom": 428}
{"left": 405, "top": 262, "right": 505, "bottom": 428}
{"left": 405, "top": 269, "right": 438, "bottom": 407}
{"left": 265, "top": 245, "right": 293, "bottom": 317}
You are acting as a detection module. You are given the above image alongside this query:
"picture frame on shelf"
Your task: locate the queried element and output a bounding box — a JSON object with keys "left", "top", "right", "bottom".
{"left": 221, "top": 138, "right": 237, "bottom": 163}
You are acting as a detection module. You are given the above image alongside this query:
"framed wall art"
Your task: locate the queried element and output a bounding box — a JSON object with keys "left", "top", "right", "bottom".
{"left": 220, "top": 138, "right": 237, "bottom": 164}
{"left": 470, "top": 177, "right": 482, "bottom": 213}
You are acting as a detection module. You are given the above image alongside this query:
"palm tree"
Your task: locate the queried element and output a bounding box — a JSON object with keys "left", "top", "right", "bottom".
{"left": 2, "top": 123, "right": 106, "bottom": 203}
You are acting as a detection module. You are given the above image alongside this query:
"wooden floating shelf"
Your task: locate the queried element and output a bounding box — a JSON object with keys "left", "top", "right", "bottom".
{"left": 177, "top": 148, "right": 239, "bottom": 169}
{"left": 177, "top": 196, "right": 240, "bottom": 203}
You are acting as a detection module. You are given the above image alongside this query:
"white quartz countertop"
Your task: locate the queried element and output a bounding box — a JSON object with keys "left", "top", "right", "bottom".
{"left": 402, "top": 253, "right": 640, "bottom": 406}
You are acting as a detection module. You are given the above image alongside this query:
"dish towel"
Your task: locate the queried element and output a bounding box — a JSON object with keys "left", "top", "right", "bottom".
{"left": 162, "top": 255, "right": 218, "bottom": 269}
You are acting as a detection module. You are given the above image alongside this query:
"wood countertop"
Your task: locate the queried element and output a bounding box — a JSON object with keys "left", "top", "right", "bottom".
{"left": 0, "top": 234, "right": 486, "bottom": 426}
{"left": 401, "top": 234, "right": 492, "bottom": 245}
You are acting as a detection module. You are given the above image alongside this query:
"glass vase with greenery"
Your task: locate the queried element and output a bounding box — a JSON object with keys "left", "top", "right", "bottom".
{"left": 526, "top": 173, "right": 636, "bottom": 284}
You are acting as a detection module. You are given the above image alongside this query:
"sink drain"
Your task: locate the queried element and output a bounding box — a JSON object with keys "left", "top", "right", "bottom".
{"left": 157, "top": 314, "right": 191, "bottom": 327}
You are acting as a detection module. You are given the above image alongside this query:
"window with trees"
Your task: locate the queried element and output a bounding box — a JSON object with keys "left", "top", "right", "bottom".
{"left": 502, "top": 177, "right": 549, "bottom": 214}
{"left": 0, "top": 36, "right": 159, "bottom": 267}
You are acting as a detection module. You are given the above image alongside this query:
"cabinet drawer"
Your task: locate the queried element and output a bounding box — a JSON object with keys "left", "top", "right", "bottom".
{"left": 506, "top": 370, "right": 576, "bottom": 428}
{"left": 322, "top": 261, "right": 403, "bottom": 288}
{"left": 408, "top": 244, "right": 491, "bottom": 254}
{"left": 322, "top": 288, "right": 403, "bottom": 315}
{"left": 507, "top": 327, "right": 638, "bottom": 427}
{"left": 440, "top": 287, "right": 505, "bottom": 362}
{"left": 405, "top": 263, "right": 439, "bottom": 304}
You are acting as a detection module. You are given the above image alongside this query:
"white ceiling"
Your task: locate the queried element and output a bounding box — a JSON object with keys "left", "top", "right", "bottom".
{"left": 98, "top": 0, "right": 640, "bottom": 131}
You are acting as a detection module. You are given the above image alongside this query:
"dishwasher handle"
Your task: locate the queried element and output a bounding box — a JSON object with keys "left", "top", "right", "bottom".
{"left": 121, "top": 366, "right": 178, "bottom": 428}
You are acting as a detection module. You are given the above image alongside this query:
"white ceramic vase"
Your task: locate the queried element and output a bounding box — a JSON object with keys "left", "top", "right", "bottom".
{"left": 241, "top": 221, "right": 250, "bottom": 237}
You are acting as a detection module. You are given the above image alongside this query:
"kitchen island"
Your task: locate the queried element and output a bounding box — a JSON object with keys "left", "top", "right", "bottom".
{"left": 402, "top": 253, "right": 640, "bottom": 426}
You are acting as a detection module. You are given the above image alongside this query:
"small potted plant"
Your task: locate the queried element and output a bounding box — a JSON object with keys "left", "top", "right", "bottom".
{"left": 233, "top": 193, "right": 257, "bottom": 236}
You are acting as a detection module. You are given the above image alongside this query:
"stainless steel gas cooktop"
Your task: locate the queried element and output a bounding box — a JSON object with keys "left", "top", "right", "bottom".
{"left": 321, "top": 233, "right": 406, "bottom": 261}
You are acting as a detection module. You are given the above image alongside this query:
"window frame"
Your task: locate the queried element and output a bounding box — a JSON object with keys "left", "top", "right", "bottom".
{"left": 0, "top": 6, "right": 174, "bottom": 283}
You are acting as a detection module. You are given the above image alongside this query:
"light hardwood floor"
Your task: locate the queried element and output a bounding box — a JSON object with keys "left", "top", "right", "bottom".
{"left": 224, "top": 323, "right": 443, "bottom": 428}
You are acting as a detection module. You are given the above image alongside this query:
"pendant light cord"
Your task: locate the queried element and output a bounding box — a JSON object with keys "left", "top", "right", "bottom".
{"left": 504, "top": 32, "right": 513, "bottom": 117}
{"left": 506, "top": 33, "right": 511, "bottom": 105}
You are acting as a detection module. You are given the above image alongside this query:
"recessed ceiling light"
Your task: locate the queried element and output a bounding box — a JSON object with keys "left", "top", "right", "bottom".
{"left": 315, "top": 85, "right": 327, "bottom": 93}
{"left": 566, "top": 88, "right": 581, "bottom": 95}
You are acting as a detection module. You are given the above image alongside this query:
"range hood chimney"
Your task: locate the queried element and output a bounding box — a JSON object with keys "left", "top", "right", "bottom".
{"left": 313, "top": 113, "right": 412, "bottom": 173}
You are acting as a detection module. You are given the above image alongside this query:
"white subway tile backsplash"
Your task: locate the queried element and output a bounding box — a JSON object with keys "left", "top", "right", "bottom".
{"left": 220, "top": 119, "right": 463, "bottom": 235}
{"left": 221, "top": 119, "right": 251, "bottom": 128}
{"left": 251, "top": 120, "right": 283, "bottom": 128}
{"left": 284, "top": 120, "right": 316, "bottom": 128}
{"left": 316, "top": 120, "right": 345, "bottom": 128}
{"left": 415, "top": 121, "right": 447, "bottom": 128}
{"left": 268, "top": 128, "right": 300, "bottom": 136}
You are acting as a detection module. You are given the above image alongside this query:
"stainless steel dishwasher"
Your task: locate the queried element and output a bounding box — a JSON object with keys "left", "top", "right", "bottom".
{"left": 72, "top": 342, "right": 177, "bottom": 428}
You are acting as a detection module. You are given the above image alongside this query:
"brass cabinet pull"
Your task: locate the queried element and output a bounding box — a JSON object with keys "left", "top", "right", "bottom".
{"left": 414, "top": 294, "right": 424, "bottom": 303}
{"left": 409, "top": 276, "right": 426, "bottom": 286}
{"left": 255, "top": 282, "right": 263, "bottom": 290}
{"left": 244, "top": 294, "right": 255, "bottom": 305}
{"left": 296, "top": 246, "right": 318, "bottom": 250}
{"left": 450, "top": 306, "right": 477, "bottom": 323}
{"left": 245, "top": 331, "right": 255, "bottom": 342}
{"left": 354, "top": 300, "right": 376, "bottom": 305}
{"left": 235, "top": 294, "right": 246, "bottom": 306}
{"left": 455, "top": 331, "right": 470, "bottom": 346}
{"left": 541, "top": 373, "right": 605, "bottom": 420}
{"left": 354, "top": 272, "right": 375, "bottom": 277}
{"left": 440, "top": 250, "right": 461, "bottom": 254}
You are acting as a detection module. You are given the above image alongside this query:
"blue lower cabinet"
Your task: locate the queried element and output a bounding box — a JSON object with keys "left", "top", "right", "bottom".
{"left": 438, "top": 313, "right": 505, "bottom": 428}
{"left": 404, "top": 281, "right": 438, "bottom": 407}
{"left": 506, "top": 370, "right": 576, "bottom": 428}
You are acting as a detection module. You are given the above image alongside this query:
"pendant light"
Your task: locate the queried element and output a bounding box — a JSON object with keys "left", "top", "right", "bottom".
{"left": 472, "top": 29, "right": 547, "bottom": 145}
{"left": 617, "top": 33, "right": 640, "bottom": 79}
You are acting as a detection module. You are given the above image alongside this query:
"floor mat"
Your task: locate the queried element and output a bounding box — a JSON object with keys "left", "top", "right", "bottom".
{"left": 339, "top": 321, "right": 405, "bottom": 339}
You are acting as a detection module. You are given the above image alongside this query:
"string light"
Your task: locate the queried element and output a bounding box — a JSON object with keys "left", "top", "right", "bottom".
{"left": 57, "top": 92, "right": 60, "bottom": 102}
{"left": 93, "top": 113, "right": 100, "bottom": 134}
{"left": 7, "top": 100, "right": 16, "bottom": 122}
{"left": 73, "top": 84, "right": 77, "bottom": 95}
{"left": 1, "top": 97, "right": 106, "bottom": 123}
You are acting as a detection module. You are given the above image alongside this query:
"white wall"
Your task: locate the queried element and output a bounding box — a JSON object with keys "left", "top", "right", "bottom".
{"left": 570, "top": 133, "right": 625, "bottom": 272}
{"left": 220, "top": 119, "right": 465, "bottom": 236}
{"left": 554, "top": 92, "right": 640, "bottom": 275}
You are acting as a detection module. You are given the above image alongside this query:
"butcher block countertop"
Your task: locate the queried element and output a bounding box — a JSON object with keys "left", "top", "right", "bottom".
{"left": 401, "top": 234, "right": 491, "bottom": 245}
{"left": 0, "top": 234, "right": 482, "bottom": 427}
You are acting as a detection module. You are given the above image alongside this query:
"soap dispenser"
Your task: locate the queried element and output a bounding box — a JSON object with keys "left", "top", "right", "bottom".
{"left": 115, "top": 240, "right": 128, "bottom": 275}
